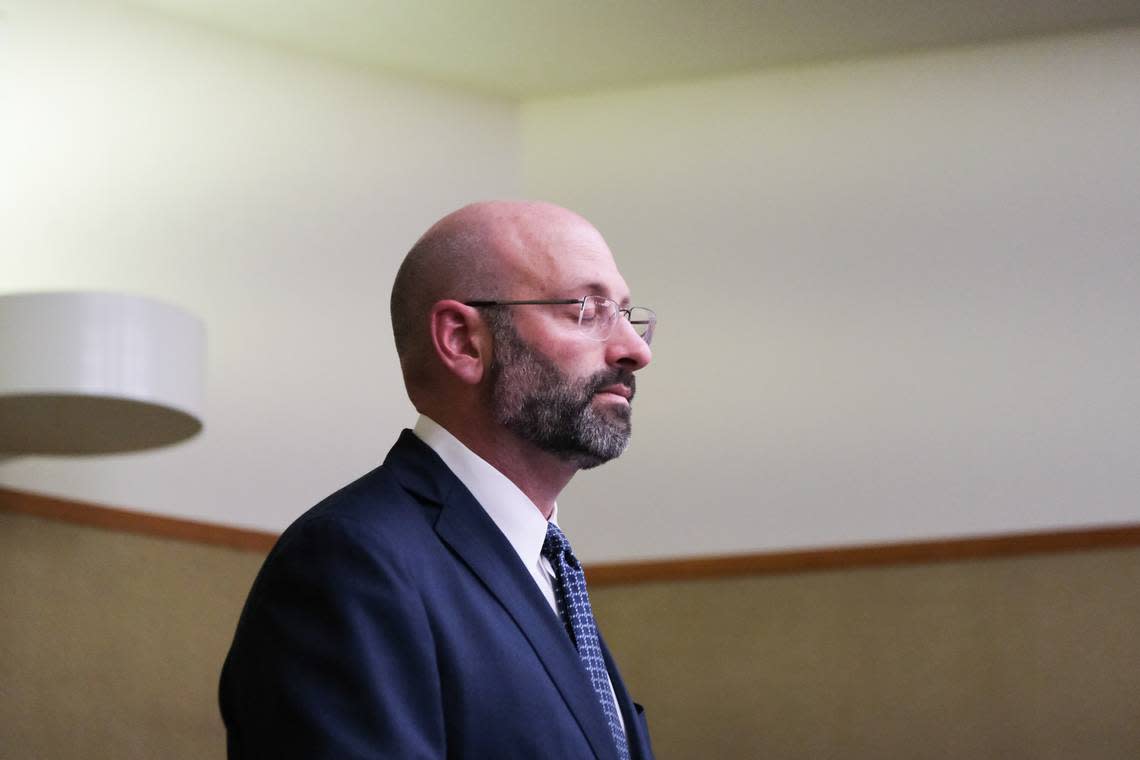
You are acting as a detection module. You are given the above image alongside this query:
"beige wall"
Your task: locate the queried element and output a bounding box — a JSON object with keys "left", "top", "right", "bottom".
{"left": 4, "top": 5, "right": 1137, "bottom": 564}
{"left": 0, "top": 0, "right": 520, "bottom": 533}
{"left": 3, "top": 510, "right": 1139, "bottom": 759}
{"left": 523, "top": 26, "right": 1140, "bottom": 560}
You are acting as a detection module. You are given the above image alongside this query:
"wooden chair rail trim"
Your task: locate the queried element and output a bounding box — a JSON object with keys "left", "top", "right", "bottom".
{"left": 0, "top": 486, "right": 278, "bottom": 553}
{"left": 3, "top": 486, "right": 1138, "bottom": 586}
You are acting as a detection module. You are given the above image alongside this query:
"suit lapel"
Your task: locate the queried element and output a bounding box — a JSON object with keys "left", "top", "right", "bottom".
{"left": 386, "top": 431, "right": 619, "bottom": 760}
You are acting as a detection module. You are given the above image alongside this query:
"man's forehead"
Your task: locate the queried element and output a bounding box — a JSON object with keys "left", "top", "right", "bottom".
{"left": 510, "top": 234, "right": 630, "bottom": 300}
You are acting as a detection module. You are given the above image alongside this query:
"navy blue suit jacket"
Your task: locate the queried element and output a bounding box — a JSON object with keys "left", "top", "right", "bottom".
{"left": 220, "top": 430, "right": 654, "bottom": 759}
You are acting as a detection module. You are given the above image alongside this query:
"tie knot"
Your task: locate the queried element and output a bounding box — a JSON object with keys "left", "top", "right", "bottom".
{"left": 542, "top": 522, "right": 578, "bottom": 567}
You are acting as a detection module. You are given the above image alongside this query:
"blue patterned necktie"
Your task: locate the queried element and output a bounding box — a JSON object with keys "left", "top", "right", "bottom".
{"left": 542, "top": 522, "right": 631, "bottom": 760}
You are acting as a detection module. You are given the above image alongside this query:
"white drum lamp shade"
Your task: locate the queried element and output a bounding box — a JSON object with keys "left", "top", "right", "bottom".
{"left": 0, "top": 292, "right": 206, "bottom": 455}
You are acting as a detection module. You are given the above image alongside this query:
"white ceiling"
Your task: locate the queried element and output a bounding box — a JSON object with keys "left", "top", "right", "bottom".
{"left": 126, "top": 0, "right": 1140, "bottom": 98}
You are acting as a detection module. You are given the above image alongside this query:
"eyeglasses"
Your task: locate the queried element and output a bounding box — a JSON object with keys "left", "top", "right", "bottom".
{"left": 464, "top": 295, "right": 656, "bottom": 345}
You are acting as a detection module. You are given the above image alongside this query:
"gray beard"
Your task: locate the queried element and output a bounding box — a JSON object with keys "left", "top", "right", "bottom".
{"left": 488, "top": 316, "right": 635, "bottom": 469}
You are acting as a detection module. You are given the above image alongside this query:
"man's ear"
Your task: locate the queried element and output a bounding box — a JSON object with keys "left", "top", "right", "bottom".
{"left": 428, "top": 300, "right": 489, "bottom": 385}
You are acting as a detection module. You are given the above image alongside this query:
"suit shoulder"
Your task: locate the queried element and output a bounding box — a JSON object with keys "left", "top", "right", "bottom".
{"left": 279, "top": 462, "right": 437, "bottom": 555}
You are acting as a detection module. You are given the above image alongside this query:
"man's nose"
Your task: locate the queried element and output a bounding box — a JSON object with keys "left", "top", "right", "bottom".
{"left": 606, "top": 316, "right": 652, "bottom": 371}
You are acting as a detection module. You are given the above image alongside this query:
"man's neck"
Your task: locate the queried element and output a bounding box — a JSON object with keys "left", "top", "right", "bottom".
{"left": 428, "top": 414, "right": 576, "bottom": 520}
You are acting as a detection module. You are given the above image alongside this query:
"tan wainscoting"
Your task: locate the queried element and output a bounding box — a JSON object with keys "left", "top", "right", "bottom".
{"left": 3, "top": 487, "right": 1140, "bottom": 759}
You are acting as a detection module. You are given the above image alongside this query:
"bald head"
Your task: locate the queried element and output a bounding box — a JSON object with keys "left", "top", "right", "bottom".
{"left": 389, "top": 200, "right": 604, "bottom": 390}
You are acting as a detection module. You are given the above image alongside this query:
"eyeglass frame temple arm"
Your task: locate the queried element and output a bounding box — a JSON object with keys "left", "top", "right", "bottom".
{"left": 462, "top": 299, "right": 583, "bottom": 307}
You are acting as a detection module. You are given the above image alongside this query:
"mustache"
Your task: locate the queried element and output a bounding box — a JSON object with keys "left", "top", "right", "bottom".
{"left": 587, "top": 368, "right": 636, "bottom": 401}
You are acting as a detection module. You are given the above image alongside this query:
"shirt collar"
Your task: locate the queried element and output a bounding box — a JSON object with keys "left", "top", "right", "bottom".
{"left": 413, "top": 415, "right": 555, "bottom": 569}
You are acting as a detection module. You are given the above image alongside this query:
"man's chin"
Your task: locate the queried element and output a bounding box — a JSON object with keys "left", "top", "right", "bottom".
{"left": 562, "top": 439, "right": 626, "bottom": 470}
{"left": 565, "top": 414, "right": 631, "bottom": 469}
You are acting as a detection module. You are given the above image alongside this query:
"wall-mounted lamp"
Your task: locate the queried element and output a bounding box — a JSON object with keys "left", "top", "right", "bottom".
{"left": 0, "top": 292, "right": 205, "bottom": 455}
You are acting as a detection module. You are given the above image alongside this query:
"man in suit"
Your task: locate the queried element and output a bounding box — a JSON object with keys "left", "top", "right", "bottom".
{"left": 220, "top": 200, "right": 657, "bottom": 758}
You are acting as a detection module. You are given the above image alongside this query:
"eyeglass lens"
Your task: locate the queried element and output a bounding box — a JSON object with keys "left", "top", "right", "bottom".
{"left": 581, "top": 296, "right": 655, "bottom": 343}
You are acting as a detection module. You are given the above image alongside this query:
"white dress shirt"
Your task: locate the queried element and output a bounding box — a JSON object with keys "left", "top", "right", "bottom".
{"left": 412, "top": 415, "right": 625, "bottom": 730}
